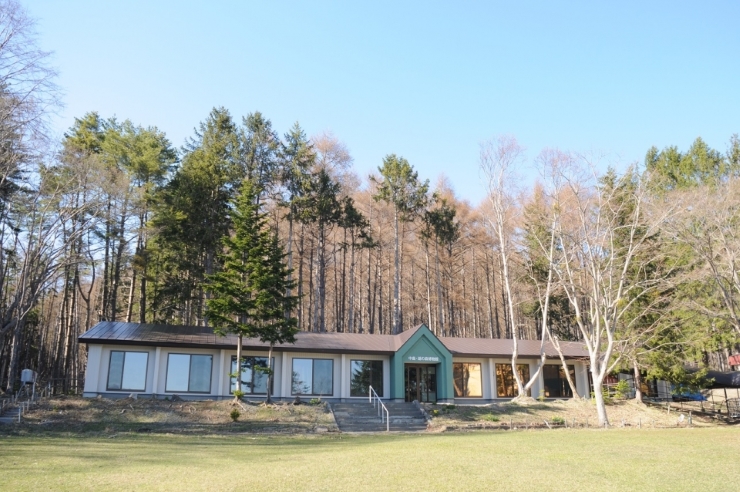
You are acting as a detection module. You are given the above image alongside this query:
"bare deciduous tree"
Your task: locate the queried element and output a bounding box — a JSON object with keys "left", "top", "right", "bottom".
{"left": 480, "top": 135, "right": 546, "bottom": 398}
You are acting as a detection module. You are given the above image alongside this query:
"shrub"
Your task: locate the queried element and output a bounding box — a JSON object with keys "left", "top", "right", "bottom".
{"left": 551, "top": 416, "right": 565, "bottom": 425}
{"left": 309, "top": 398, "right": 322, "bottom": 406}
{"left": 591, "top": 390, "right": 613, "bottom": 405}
{"left": 614, "top": 380, "right": 630, "bottom": 399}
{"left": 482, "top": 414, "right": 499, "bottom": 422}
{"left": 445, "top": 404, "right": 456, "bottom": 411}
{"left": 233, "top": 390, "right": 245, "bottom": 400}
{"left": 230, "top": 408, "right": 240, "bottom": 422}
{"left": 431, "top": 409, "right": 440, "bottom": 417}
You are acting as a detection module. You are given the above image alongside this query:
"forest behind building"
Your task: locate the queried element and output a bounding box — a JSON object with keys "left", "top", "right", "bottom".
{"left": 1, "top": 0, "right": 740, "bottom": 393}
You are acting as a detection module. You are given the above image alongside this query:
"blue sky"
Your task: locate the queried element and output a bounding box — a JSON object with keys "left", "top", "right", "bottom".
{"left": 26, "top": 1, "right": 740, "bottom": 205}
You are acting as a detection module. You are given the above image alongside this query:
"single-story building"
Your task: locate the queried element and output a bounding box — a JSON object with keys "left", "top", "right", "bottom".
{"left": 78, "top": 322, "right": 591, "bottom": 403}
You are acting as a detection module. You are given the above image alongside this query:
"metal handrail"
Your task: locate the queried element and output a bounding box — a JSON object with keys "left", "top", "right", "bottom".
{"left": 369, "top": 386, "right": 389, "bottom": 432}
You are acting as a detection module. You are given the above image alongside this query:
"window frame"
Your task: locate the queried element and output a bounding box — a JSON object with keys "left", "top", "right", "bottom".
{"left": 164, "top": 353, "right": 213, "bottom": 394}
{"left": 349, "top": 359, "right": 384, "bottom": 398}
{"left": 229, "top": 356, "right": 275, "bottom": 395}
{"left": 495, "top": 363, "right": 532, "bottom": 398}
{"left": 453, "top": 362, "right": 483, "bottom": 398}
{"left": 542, "top": 364, "right": 576, "bottom": 398}
{"left": 106, "top": 350, "right": 149, "bottom": 392}
{"left": 291, "top": 358, "right": 334, "bottom": 396}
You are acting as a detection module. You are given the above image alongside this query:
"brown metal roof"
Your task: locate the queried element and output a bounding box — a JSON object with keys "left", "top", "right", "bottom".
{"left": 441, "top": 337, "right": 589, "bottom": 359}
{"left": 78, "top": 322, "right": 588, "bottom": 359}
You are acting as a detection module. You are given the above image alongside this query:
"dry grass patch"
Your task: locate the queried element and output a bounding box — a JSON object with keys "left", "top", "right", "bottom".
{"left": 424, "top": 398, "right": 718, "bottom": 431}
{"left": 1, "top": 396, "right": 337, "bottom": 436}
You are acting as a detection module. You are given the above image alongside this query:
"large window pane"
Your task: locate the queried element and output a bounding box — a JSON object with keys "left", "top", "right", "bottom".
{"left": 543, "top": 364, "right": 576, "bottom": 398}
{"left": 350, "top": 360, "right": 383, "bottom": 397}
{"left": 107, "top": 351, "right": 124, "bottom": 390}
{"left": 291, "top": 358, "right": 334, "bottom": 396}
{"left": 252, "top": 358, "right": 270, "bottom": 394}
{"left": 189, "top": 355, "right": 212, "bottom": 393}
{"left": 468, "top": 365, "right": 482, "bottom": 397}
{"left": 313, "top": 359, "right": 333, "bottom": 396}
{"left": 292, "top": 358, "right": 313, "bottom": 394}
{"left": 121, "top": 352, "right": 148, "bottom": 391}
{"left": 496, "top": 363, "right": 531, "bottom": 397}
{"left": 230, "top": 357, "right": 272, "bottom": 394}
{"left": 108, "top": 351, "right": 148, "bottom": 392}
{"left": 453, "top": 363, "right": 482, "bottom": 397}
{"left": 166, "top": 354, "right": 190, "bottom": 392}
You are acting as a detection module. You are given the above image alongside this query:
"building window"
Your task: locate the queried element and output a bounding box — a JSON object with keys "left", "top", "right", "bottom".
{"left": 107, "top": 351, "right": 148, "bottom": 392}
{"left": 496, "top": 363, "right": 531, "bottom": 397}
{"left": 291, "top": 358, "right": 333, "bottom": 396}
{"left": 453, "top": 363, "right": 482, "bottom": 397}
{"left": 350, "top": 360, "right": 383, "bottom": 397}
{"left": 230, "top": 356, "right": 274, "bottom": 394}
{"left": 165, "top": 354, "right": 213, "bottom": 393}
{"left": 543, "top": 364, "right": 576, "bottom": 398}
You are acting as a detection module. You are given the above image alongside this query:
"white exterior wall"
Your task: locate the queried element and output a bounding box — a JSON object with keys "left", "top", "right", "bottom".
{"left": 83, "top": 346, "right": 390, "bottom": 400}
{"left": 85, "top": 345, "right": 158, "bottom": 396}
{"left": 575, "top": 363, "right": 590, "bottom": 398}
{"left": 84, "top": 344, "right": 284, "bottom": 399}
{"left": 83, "top": 343, "right": 586, "bottom": 401}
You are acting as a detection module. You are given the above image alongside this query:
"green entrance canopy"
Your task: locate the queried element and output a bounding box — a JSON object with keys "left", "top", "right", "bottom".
{"left": 390, "top": 324, "right": 453, "bottom": 402}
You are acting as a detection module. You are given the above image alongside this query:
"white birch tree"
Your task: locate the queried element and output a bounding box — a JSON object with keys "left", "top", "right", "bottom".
{"left": 480, "top": 135, "right": 547, "bottom": 398}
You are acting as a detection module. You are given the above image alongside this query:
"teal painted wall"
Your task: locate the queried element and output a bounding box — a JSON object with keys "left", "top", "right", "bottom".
{"left": 390, "top": 325, "right": 454, "bottom": 401}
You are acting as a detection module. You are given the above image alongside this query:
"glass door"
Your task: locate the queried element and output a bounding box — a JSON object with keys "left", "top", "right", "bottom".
{"left": 405, "top": 365, "right": 437, "bottom": 403}
{"left": 405, "top": 366, "right": 418, "bottom": 402}
{"left": 420, "top": 365, "right": 437, "bottom": 402}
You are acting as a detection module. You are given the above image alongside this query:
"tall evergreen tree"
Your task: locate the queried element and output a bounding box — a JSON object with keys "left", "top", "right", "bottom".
{"left": 295, "top": 169, "right": 342, "bottom": 332}
{"left": 372, "top": 155, "right": 429, "bottom": 334}
{"left": 148, "top": 107, "right": 239, "bottom": 324}
{"left": 206, "top": 179, "right": 297, "bottom": 399}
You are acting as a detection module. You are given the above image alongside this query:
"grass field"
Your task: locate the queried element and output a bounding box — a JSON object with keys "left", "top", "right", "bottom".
{"left": 2, "top": 428, "right": 739, "bottom": 491}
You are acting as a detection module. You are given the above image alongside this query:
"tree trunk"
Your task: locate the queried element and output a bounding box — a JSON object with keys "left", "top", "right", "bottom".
{"left": 392, "top": 207, "right": 401, "bottom": 334}
{"left": 111, "top": 198, "right": 130, "bottom": 322}
{"left": 347, "top": 241, "right": 356, "bottom": 333}
{"left": 425, "top": 245, "right": 433, "bottom": 333}
{"left": 235, "top": 334, "right": 243, "bottom": 396}
{"left": 434, "top": 241, "right": 445, "bottom": 336}
{"left": 265, "top": 344, "right": 274, "bottom": 404}
{"left": 633, "top": 359, "right": 643, "bottom": 403}
{"left": 126, "top": 270, "right": 136, "bottom": 322}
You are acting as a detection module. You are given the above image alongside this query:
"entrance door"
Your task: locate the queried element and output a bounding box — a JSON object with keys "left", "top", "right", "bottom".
{"left": 405, "top": 365, "right": 437, "bottom": 402}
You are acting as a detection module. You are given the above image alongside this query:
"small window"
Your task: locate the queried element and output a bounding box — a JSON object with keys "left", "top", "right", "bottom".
{"left": 291, "top": 358, "right": 333, "bottom": 396}
{"left": 165, "top": 354, "right": 213, "bottom": 393}
{"left": 107, "top": 351, "right": 148, "bottom": 392}
{"left": 453, "top": 363, "right": 482, "bottom": 397}
{"left": 230, "top": 356, "right": 274, "bottom": 394}
{"left": 496, "top": 363, "right": 531, "bottom": 397}
{"left": 350, "top": 360, "right": 383, "bottom": 397}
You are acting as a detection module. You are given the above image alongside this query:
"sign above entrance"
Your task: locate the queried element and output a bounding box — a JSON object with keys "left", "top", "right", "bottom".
{"left": 407, "top": 356, "right": 439, "bottom": 363}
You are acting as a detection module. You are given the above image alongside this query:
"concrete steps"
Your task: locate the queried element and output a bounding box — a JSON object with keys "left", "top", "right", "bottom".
{"left": 332, "top": 401, "right": 428, "bottom": 432}
{"left": 0, "top": 405, "right": 20, "bottom": 424}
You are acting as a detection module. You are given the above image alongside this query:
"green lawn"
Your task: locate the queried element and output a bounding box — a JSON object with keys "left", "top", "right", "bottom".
{"left": 2, "top": 428, "right": 739, "bottom": 491}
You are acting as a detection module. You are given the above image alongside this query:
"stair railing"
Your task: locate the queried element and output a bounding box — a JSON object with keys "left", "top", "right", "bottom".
{"left": 369, "top": 386, "right": 389, "bottom": 431}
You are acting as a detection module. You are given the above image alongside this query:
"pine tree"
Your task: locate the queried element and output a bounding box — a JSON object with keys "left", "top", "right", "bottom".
{"left": 206, "top": 179, "right": 297, "bottom": 400}
{"left": 372, "top": 155, "right": 429, "bottom": 334}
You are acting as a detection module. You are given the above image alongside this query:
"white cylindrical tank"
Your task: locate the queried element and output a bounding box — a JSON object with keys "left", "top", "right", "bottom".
{"left": 21, "top": 369, "right": 36, "bottom": 384}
